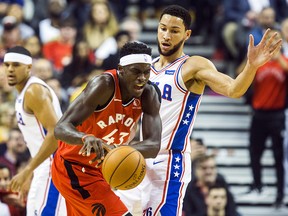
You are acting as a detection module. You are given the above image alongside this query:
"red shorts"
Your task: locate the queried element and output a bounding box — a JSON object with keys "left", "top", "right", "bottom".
{"left": 51, "top": 151, "right": 130, "bottom": 216}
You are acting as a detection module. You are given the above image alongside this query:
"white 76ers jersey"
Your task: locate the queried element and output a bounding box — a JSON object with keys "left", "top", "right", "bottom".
{"left": 15, "top": 76, "right": 62, "bottom": 158}
{"left": 150, "top": 55, "right": 202, "bottom": 154}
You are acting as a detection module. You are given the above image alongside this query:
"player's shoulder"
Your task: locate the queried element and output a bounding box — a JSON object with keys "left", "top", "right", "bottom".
{"left": 89, "top": 72, "right": 115, "bottom": 88}
{"left": 185, "top": 55, "right": 212, "bottom": 65}
{"left": 143, "top": 80, "right": 161, "bottom": 103}
{"left": 183, "top": 55, "right": 215, "bottom": 72}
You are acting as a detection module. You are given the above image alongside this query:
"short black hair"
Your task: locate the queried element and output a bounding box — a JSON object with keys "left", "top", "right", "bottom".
{"left": 115, "top": 30, "right": 131, "bottom": 41}
{"left": 6, "top": 46, "right": 31, "bottom": 57}
{"left": 160, "top": 5, "right": 192, "bottom": 30}
{"left": 119, "top": 41, "right": 152, "bottom": 58}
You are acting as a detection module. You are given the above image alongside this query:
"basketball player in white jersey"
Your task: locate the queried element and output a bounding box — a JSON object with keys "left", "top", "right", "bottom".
{"left": 3, "top": 46, "right": 66, "bottom": 216}
{"left": 116, "top": 5, "right": 282, "bottom": 216}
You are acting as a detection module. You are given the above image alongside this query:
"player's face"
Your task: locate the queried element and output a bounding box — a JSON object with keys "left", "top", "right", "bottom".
{"left": 3, "top": 61, "right": 31, "bottom": 88}
{"left": 119, "top": 63, "right": 151, "bottom": 98}
{"left": 157, "top": 14, "right": 191, "bottom": 56}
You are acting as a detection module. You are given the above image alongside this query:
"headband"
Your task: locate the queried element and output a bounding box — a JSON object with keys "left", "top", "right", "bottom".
{"left": 119, "top": 54, "right": 152, "bottom": 66}
{"left": 4, "top": 53, "right": 32, "bottom": 65}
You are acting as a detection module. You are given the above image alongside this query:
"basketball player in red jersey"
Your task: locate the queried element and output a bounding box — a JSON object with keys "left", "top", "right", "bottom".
{"left": 51, "top": 41, "right": 162, "bottom": 216}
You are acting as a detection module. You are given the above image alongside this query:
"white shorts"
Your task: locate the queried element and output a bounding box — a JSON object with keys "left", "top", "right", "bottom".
{"left": 116, "top": 151, "right": 191, "bottom": 216}
{"left": 26, "top": 163, "right": 67, "bottom": 216}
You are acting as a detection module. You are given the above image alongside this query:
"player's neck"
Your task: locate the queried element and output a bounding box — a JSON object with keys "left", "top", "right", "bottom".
{"left": 158, "top": 52, "right": 185, "bottom": 68}
{"left": 16, "top": 76, "right": 30, "bottom": 93}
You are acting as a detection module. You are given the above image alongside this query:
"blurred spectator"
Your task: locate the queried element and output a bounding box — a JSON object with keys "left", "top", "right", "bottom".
{"left": 82, "top": 0, "right": 119, "bottom": 51}
{"left": 0, "top": 1, "right": 24, "bottom": 22}
{"left": 23, "top": 35, "right": 43, "bottom": 60}
{"left": 237, "top": 29, "right": 288, "bottom": 208}
{"left": 190, "top": 138, "right": 207, "bottom": 161}
{"left": 101, "top": 30, "right": 131, "bottom": 70}
{"left": 46, "top": 77, "right": 69, "bottom": 112}
{"left": 42, "top": 16, "right": 77, "bottom": 76}
{"left": 32, "top": 58, "right": 54, "bottom": 81}
{"left": 5, "top": 3, "right": 35, "bottom": 39}
{"left": 60, "top": 0, "right": 92, "bottom": 32}
{"left": 183, "top": 154, "right": 239, "bottom": 216}
{"left": 60, "top": 39, "right": 97, "bottom": 90}
{"left": 95, "top": 16, "right": 142, "bottom": 67}
{"left": 0, "top": 15, "right": 22, "bottom": 61}
{"left": 0, "top": 103, "right": 18, "bottom": 143}
{"left": 0, "top": 128, "right": 29, "bottom": 176}
{"left": 119, "top": 16, "right": 142, "bottom": 41}
{"left": 0, "top": 163, "right": 26, "bottom": 216}
{"left": 221, "top": 0, "right": 258, "bottom": 61}
{"left": 190, "top": 137, "right": 207, "bottom": 180}
{"left": 38, "top": 0, "right": 67, "bottom": 44}
{"left": 281, "top": 18, "right": 288, "bottom": 57}
{"left": 246, "top": 7, "right": 279, "bottom": 48}
{"left": 206, "top": 184, "right": 228, "bottom": 216}
{"left": 109, "top": 0, "right": 128, "bottom": 21}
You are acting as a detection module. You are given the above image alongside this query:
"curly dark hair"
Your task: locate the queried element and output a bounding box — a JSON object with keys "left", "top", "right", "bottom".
{"left": 119, "top": 41, "right": 152, "bottom": 58}
{"left": 160, "top": 5, "right": 192, "bottom": 30}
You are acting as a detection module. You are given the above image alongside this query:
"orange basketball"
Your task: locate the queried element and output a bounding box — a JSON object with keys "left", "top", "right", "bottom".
{"left": 102, "top": 145, "right": 146, "bottom": 190}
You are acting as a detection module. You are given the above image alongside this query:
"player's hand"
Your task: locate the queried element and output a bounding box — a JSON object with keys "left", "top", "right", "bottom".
{"left": 80, "top": 135, "right": 116, "bottom": 166}
{"left": 9, "top": 169, "right": 33, "bottom": 193}
{"left": 79, "top": 135, "right": 105, "bottom": 158}
{"left": 92, "top": 143, "right": 116, "bottom": 168}
{"left": 247, "top": 28, "right": 282, "bottom": 68}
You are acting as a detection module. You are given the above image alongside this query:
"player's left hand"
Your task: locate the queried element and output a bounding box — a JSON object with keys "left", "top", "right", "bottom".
{"left": 9, "top": 169, "right": 33, "bottom": 193}
{"left": 79, "top": 135, "right": 116, "bottom": 166}
{"left": 247, "top": 28, "right": 282, "bottom": 68}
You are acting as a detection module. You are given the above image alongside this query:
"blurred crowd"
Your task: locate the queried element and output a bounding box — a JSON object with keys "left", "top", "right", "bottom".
{"left": 1, "top": 0, "right": 288, "bottom": 215}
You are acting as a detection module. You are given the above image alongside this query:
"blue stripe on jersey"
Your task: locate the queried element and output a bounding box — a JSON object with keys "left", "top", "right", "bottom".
{"left": 171, "top": 92, "right": 201, "bottom": 150}
{"left": 41, "top": 179, "right": 61, "bottom": 216}
{"left": 160, "top": 151, "right": 183, "bottom": 215}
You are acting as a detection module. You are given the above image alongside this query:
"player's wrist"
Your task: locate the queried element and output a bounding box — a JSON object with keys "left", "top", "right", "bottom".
{"left": 81, "top": 134, "right": 95, "bottom": 143}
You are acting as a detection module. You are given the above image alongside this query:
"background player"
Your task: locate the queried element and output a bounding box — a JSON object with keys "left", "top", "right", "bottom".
{"left": 3, "top": 46, "right": 66, "bottom": 215}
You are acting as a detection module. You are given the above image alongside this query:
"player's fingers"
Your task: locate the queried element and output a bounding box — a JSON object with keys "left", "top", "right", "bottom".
{"left": 89, "top": 156, "right": 98, "bottom": 164}
{"left": 86, "top": 144, "right": 91, "bottom": 156}
{"left": 78, "top": 145, "right": 86, "bottom": 155}
{"left": 102, "top": 143, "right": 111, "bottom": 153}
{"left": 269, "top": 42, "right": 282, "bottom": 56}
{"left": 248, "top": 34, "right": 254, "bottom": 47}
{"left": 260, "top": 28, "right": 271, "bottom": 44}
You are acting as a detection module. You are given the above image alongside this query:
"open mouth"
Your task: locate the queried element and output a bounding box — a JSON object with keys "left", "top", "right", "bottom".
{"left": 161, "top": 42, "right": 171, "bottom": 49}
{"left": 134, "top": 83, "right": 145, "bottom": 91}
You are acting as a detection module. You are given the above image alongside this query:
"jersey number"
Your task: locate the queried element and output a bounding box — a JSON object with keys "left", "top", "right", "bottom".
{"left": 102, "top": 129, "right": 129, "bottom": 144}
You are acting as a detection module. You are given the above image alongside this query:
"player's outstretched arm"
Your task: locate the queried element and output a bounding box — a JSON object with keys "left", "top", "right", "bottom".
{"left": 129, "top": 83, "right": 162, "bottom": 158}
{"left": 183, "top": 29, "right": 282, "bottom": 98}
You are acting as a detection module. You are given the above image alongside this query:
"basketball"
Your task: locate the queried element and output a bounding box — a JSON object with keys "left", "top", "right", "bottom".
{"left": 102, "top": 145, "right": 146, "bottom": 190}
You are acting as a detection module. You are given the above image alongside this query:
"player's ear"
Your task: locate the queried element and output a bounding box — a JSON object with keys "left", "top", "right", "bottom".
{"left": 185, "top": 29, "right": 192, "bottom": 41}
{"left": 118, "top": 65, "right": 124, "bottom": 75}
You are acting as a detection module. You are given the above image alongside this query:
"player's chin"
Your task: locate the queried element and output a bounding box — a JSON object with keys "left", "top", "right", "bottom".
{"left": 133, "top": 86, "right": 145, "bottom": 97}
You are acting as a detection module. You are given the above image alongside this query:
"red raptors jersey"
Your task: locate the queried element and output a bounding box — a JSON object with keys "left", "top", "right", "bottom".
{"left": 57, "top": 69, "right": 142, "bottom": 167}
